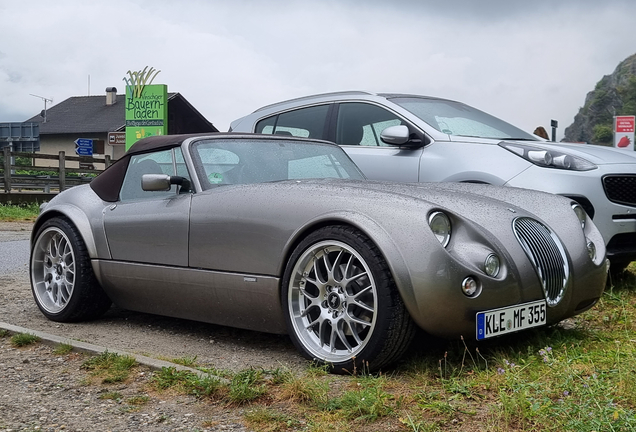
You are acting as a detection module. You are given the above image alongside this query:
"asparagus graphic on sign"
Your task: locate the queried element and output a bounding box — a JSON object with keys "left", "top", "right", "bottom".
{"left": 123, "top": 66, "right": 167, "bottom": 150}
{"left": 123, "top": 66, "right": 161, "bottom": 99}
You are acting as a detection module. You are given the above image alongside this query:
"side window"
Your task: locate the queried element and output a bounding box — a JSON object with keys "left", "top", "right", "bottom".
{"left": 336, "top": 103, "right": 403, "bottom": 146}
{"left": 120, "top": 149, "right": 175, "bottom": 201}
{"left": 255, "top": 105, "right": 330, "bottom": 139}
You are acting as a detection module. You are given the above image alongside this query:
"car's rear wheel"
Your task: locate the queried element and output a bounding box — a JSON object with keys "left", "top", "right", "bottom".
{"left": 282, "top": 225, "right": 415, "bottom": 374}
{"left": 30, "top": 217, "right": 111, "bottom": 322}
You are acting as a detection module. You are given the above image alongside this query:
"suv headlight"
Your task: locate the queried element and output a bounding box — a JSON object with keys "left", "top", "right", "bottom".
{"left": 499, "top": 142, "right": 597, "bottom": 171}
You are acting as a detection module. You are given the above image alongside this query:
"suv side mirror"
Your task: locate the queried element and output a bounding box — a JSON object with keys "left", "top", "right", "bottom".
{"left": 380, "top": 125, "right": 423, "bottom": 147}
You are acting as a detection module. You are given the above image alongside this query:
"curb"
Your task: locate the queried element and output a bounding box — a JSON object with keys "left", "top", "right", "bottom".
{"left": 0, "top": 321, "right": 213, "bottom": 379}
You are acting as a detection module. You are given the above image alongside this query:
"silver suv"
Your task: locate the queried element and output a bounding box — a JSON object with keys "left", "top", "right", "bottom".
{"left": 230, "top": 91, "right": 636, "bottom": 270}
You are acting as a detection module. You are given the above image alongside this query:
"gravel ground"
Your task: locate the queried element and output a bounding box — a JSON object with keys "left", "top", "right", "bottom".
{"left": 0, "top": 221, "right": 302, "bottom": 431}
{"left": 0, "top": 342, "right": 248, "bottom": 432}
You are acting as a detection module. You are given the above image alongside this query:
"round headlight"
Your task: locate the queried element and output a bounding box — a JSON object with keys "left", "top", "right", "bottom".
{"left": 462, "top": 276, "right": 479, "bottom": 297}
{"left": 484, "top": 254, "right": 500, "bottom": 277}
{"left": 428, "top": 211, "right": 452, "bottom": 248}
{"left": 571, "top": 203, "right": 586, "bottom": 230}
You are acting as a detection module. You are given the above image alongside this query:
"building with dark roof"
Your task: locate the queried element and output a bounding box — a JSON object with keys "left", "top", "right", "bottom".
{"left": 25, "top": 87, "right": 217, "bottom": 166}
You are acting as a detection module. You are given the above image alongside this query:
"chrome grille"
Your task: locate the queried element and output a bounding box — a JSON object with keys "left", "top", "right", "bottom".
{"left": 513, "top": 217, "right": 569, "bottom": 306}
{"left": 603, "top": 175, "right": 636, "bottom": 206}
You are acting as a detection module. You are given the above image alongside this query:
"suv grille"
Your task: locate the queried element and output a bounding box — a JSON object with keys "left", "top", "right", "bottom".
{"left": 603, "top": 175, "right": 636, "bottom": 206}
{"left": 513, "top": 218, "right": 569, "bottom": 306}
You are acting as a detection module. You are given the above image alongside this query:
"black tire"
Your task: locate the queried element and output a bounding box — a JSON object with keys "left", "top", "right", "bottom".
{"left": 30, "top": 217, "right": 111, "bottom": 322}
{"left": 282, "top": 225, "right": 415, "bottom": 374}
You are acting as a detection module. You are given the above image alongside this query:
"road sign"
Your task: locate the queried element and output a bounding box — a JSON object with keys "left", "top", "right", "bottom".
{"left": 75, "top": 137, "right": 94, "bottom": 156}
{"left": 108, "top": 132, "right": 126, "bottom": 145}
{"left": 75, "top": 138, "right": 94, "bottom": 148}
{"left": 614, "top": 116, "right": 635, "bottom": 151}
{"left": 75, "top": 146, "right": 93, "bottom": 156}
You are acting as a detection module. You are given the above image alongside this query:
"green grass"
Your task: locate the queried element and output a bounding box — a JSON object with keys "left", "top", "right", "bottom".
{"left": 126, "top": 395, "right": 150, "bottom": 406}
{"left": 99, "top": 391, "right": 123, "bottom": 401}
{"left": 151, "top": 367, "right": 224, "bottom": 399}
{"left": 172, "top": 355, "right": 199, "bottom": 367}
{"left": 53, "top": 343, "right": 74, "bottom": 355}
{"left": 243, "top": 407, "right": 302, "bottom": 431}
{"left": 10, "top": 333, "right": 41, "bottom": 347}
{"left": 0, "top": 202, "right": 40, "bottom": 221}
{"left": 321, "top": 374, "right": 396, "bottom": 422}
{"left": 228, "top": 368, "right": 267, "bottom": 404}
{"left": 81, "top": 351, "right": 137, "bottom": 383}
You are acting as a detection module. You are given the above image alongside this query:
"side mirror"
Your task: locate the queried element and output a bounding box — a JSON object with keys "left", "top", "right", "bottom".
{"left": 380, "top": 125, "right": 409, "bottom": 145}
{"left": 142, "top": 174, "right": 191, "bottom": 192}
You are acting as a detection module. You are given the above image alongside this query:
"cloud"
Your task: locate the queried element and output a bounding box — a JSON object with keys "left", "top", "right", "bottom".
{"left": 0, "top": 0, "right": 635, "bottom": 137}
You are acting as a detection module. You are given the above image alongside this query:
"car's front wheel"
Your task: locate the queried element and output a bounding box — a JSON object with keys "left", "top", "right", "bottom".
{"left": 30, "top": 217, "right": 111, "bottom": 322}
{"left": 282, "top": 225, "right": 415, "bottom": 373}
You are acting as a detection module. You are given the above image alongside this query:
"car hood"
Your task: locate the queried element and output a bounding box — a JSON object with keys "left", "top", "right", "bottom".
{"left": 293, "top": 178, "right": 577, "bottom": 226}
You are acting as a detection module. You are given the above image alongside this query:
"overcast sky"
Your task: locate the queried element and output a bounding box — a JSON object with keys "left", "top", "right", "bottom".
{"left": 1, "top": 0, "right": 635, "bottom": 139}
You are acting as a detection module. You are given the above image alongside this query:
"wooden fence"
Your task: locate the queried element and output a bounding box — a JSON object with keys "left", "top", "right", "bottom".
{"left": 1, "top": 147, "right": 112, "bottom": 193}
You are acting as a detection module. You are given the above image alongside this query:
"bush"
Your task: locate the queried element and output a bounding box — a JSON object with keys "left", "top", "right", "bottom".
{"left": 592, "top": 124, "right": 613, "bottom": 144}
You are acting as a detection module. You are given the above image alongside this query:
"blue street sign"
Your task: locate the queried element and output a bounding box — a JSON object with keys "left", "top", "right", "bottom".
{"left": 76, "top": 147, "right": 93, "bottom": 156}
{"left": 75, "top": 138, "right": 93, "bottom": 148}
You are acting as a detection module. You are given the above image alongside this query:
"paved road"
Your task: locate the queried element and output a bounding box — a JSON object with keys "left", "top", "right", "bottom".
{"left": 0, "top": 239, "right": 29, "bottom": 275}
{"left": 0, "top": 225, "right": 30, "bottom": 276}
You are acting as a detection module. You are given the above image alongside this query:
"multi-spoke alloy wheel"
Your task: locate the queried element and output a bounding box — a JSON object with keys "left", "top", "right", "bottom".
{"left": 30, "top": 217, "right": 111, "bottom": 322}
{"left": 31, "top": 226, "right": 76, "bottom": 314}
{"left": 283, "top": 226, "right": 415, "bottom": 373}
{"left": 289, "top": 239, "right": 377, "bottom": 362}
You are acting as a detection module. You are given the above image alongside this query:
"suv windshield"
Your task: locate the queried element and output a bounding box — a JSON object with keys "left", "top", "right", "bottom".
{"left": 390, "top": 97, "right": 538, "bottom": 141}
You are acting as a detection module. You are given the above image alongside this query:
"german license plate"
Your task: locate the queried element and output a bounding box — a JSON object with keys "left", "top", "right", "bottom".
{"left": 476, "top": 300, "right": 546, "bottom": 340}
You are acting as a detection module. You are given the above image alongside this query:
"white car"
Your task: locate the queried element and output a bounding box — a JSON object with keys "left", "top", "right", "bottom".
{"left": 230, "top": 91, "right": 636, "bottom": 271}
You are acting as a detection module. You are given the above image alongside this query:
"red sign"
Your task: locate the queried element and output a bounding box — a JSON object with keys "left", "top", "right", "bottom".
{"left": 615, "top": 116, "right": 635, "bottom": 133}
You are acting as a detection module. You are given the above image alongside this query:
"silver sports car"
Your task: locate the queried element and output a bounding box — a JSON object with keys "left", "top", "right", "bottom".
{"left": 30, "top": 133, "right": 608, "bottom": 373}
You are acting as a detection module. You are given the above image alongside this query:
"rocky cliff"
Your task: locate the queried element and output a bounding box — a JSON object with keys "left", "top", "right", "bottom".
{"left": 564, "top": 53, "right": 636, "bottom": 144}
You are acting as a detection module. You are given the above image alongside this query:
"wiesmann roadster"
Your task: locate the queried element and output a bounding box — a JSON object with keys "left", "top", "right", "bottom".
{"left": 30, "top": 133, "right": 608, "bottom": 373}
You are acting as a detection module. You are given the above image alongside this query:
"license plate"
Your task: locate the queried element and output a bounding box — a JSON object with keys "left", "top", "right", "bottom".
{"left": 476, "top": 300, "right": 546, "bottom": 340}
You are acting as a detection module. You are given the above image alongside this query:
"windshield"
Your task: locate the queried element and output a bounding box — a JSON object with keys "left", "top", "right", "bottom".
{"left": 390, "top": 97, "right": 538, "bottom": 141}
{"left": 190, "top": 138, "right": 365, "bottom": 190}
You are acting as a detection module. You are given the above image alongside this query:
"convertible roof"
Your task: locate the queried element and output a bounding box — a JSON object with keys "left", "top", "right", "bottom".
{"left": 92, "top": 133, "right": 346, "bottom": 202}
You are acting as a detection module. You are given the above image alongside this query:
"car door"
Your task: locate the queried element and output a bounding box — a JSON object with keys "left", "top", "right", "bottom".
{"left": 333, "top": 102, "right": 423, "bottom": 182}
{"left": 103, "top": 148, "right": 191, "bottom": 267}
